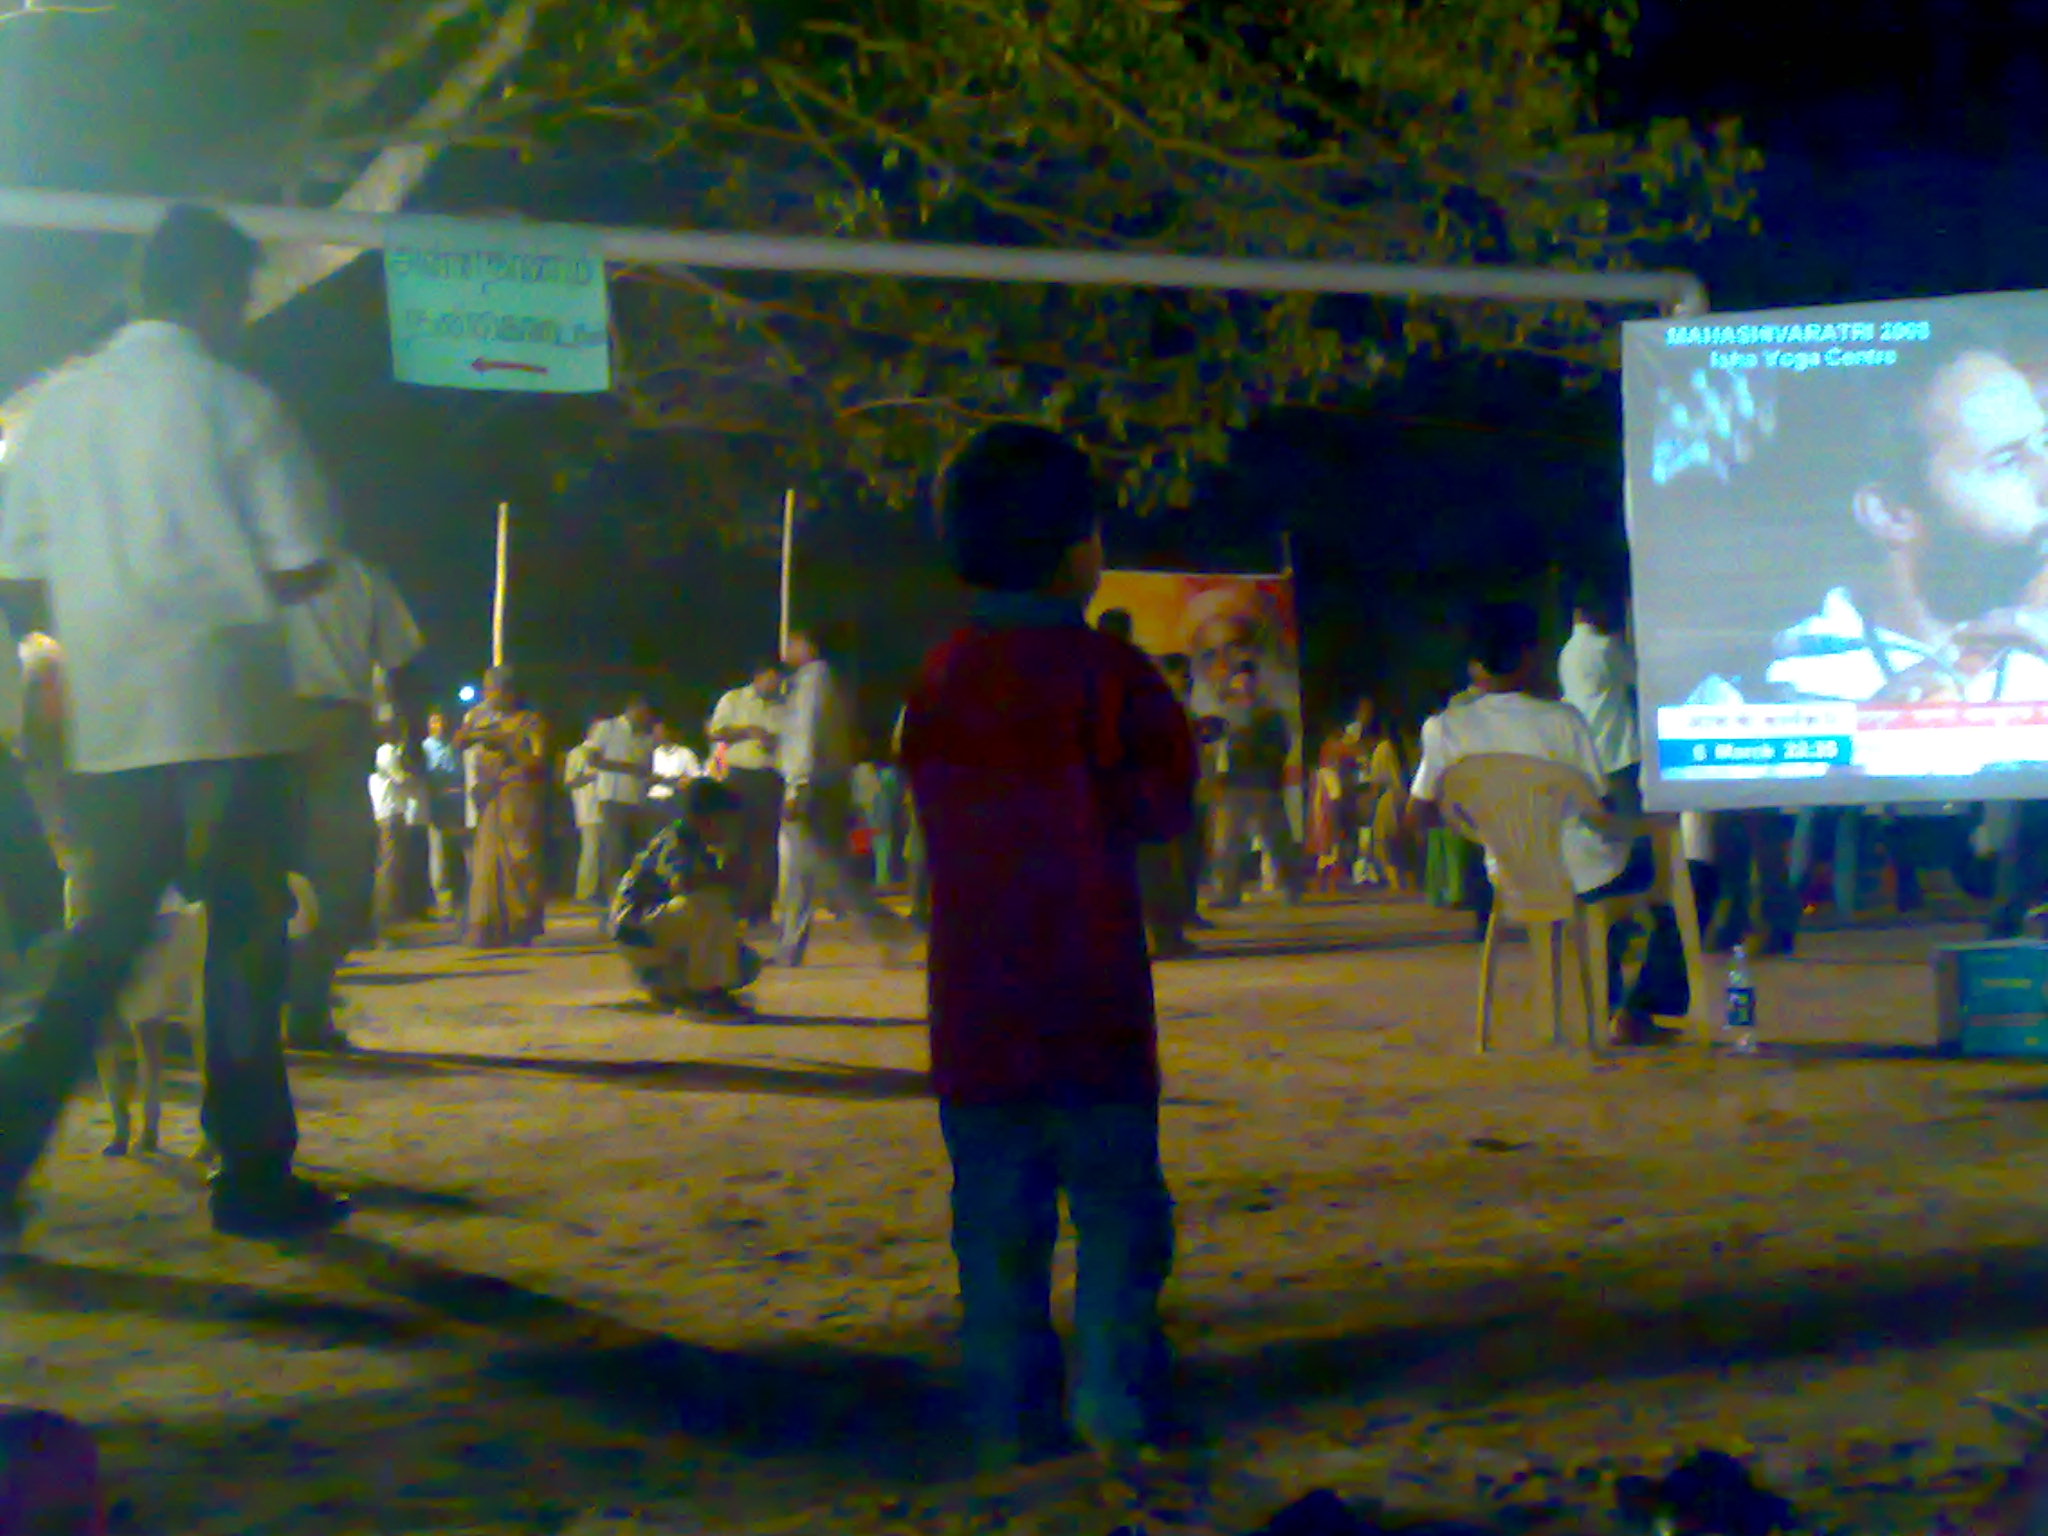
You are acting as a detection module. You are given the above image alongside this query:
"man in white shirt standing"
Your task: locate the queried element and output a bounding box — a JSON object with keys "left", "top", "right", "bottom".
{"left": 776, "top": 627, "right": 910, "bottom": 968}
{"left": 1558, "top": 582, "right": 1643, "bottom": 815}
{"left": 590, "top": 696, "right": 658, "bottom": 897}
{"left": 708, "top": 662, "right": 785, "bottom": 927}
{"left": 0, "top": 206, "right": 349, "bottom": 1245}
{"left": 284, "top": 550, "right": 425, "bottom": 1050}
{"left": 1409, "top": 602, "right": 1686, "bottom": 1049}
{"left": 369, "top": 726, "right": 428, "bottom": 941}
{"left": 562, "top": 716, "right": 608, "bottom": 903}
{"left": 646, "top": 721, "right": 704, "bottom": 813}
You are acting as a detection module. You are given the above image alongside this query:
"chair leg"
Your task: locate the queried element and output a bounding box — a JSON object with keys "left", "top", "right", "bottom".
{"left": 1657, "top": 825, "right": 1711, "bottom": 1039}
{"left": 1587, "top": 904, "right": 1613, "bottom": 1049}
{"left": 1534, "top": 920, "right": 1562, "bottom": 1049}
{"left": 1572, "top": 910, "right": 1603, "bottom": 1053}
{"left": 1475, "top": 909, "right": 1502, "bottom": 1053}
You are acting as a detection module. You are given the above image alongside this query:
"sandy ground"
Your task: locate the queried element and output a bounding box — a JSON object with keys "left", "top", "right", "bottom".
{"left": 6, "top": 890, "right": 2048, "bottom": 1535}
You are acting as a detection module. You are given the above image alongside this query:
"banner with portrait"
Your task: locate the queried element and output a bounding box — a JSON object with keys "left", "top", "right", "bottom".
{"left": 1087, "top": 571, "right": 1305, "bottom": 830}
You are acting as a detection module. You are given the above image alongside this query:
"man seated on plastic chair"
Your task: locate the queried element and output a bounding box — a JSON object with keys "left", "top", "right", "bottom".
{"left": 1409, "top": 601, "right": 1688, "bottom": 1048}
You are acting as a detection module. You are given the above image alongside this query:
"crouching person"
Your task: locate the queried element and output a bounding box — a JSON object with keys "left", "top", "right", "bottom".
{"left": 608, "top": 778, "right": 762, "bottom": 1020}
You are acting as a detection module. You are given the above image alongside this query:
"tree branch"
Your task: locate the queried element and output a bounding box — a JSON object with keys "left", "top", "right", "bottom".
{"left": 252, "top": 0, "right": 558, "bottom": 319}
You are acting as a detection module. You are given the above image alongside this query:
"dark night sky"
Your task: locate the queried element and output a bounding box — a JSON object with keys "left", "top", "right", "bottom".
{"left": 0, "top": 0, "right": 2039, "bottom": 727}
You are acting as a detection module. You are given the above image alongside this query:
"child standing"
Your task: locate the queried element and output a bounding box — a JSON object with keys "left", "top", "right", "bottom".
{"left": 900, "top": 424, "right": 1197, "bottom": 1472}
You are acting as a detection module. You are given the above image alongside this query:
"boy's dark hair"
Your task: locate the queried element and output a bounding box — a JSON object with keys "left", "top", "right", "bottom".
{"left": 934, "top": 423, "right": 1101, "bottom": 592}
{"left": 1469, "top": 601, "right": 1542, "bottom": 678}
{"left": 135, "top": 205, "right": 260, "bottom": 319}
{"left": 1096, "top": 608, "right": 1135, "bottom": 643}
{"left": 681, "top": 778, "right": 742, "bottom": 819}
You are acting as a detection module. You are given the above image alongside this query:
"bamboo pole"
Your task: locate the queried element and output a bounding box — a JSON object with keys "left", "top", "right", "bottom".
{"left": 779, "top": 487, "right": 797, "bottom": 658}
{"left": 492, "top": 500, "right": 510, "bottom": 668}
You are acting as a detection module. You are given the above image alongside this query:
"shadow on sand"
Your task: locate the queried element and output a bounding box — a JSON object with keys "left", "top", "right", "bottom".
{"left": 294, "top": 1046, "right": 933, "bottom": 1101}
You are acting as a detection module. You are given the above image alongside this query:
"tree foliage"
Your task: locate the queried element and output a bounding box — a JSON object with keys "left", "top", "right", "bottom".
{"left": 473, "top": 0, "right": 1758, "bottom": 507}
{"left": 17, "top": 0, "right": 1759, "bottom": 511}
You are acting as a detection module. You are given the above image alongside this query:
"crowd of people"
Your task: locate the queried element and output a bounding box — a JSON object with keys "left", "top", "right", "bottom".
{"left": 0, "top": 202, "right": 1199, "bottom": 1479}
{"left": 10, "top": 201, "right": 2048, "bottom": 1518}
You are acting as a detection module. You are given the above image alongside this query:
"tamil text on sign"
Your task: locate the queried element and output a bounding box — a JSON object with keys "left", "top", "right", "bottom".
{"left": 384, "top": 229, "right": 612, "bottom": 393}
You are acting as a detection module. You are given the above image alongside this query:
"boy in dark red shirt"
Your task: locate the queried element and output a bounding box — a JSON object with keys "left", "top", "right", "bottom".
{"left": 901, "top": 424, "right": 1197, "bottom": 1472}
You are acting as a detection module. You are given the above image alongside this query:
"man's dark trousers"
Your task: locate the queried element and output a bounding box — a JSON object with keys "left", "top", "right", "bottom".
{"left": 0, "top": 758, "right": 300, "bottom": 1199}
{"left": 723, "top": 766, "right": 784, "bottom": 926}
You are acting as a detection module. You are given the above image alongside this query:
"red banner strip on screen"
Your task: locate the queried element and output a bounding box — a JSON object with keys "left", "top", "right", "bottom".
{"left": 1857, "top": 703, "right": 2048, "bottom": 731}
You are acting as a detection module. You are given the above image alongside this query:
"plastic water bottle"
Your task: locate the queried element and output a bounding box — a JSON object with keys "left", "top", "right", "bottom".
{"left": 1723, "top": 944, "right": 1758, "bottom": 1054}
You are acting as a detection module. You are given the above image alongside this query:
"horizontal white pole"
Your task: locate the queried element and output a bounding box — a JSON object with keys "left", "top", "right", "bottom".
{"left": 0, "top": 186, "right": 1711, "bottom": 315}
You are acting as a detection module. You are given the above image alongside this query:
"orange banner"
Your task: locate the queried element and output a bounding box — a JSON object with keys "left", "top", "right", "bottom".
{"left": 1088, "top": 571, "right": 1304, "bottom": 823}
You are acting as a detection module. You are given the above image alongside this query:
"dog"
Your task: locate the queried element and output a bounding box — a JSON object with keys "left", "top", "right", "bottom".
{"left": 94, "top": 872, "right": 320, "bottom": 1161}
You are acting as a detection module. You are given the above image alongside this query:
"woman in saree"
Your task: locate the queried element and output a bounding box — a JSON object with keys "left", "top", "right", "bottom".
{"left": 1307, "top": 706, "right": 1370, "bottom": 893}
{"left": 1364, "top": 715, "right": 1419, "bottom": 893}
{"left": 456, "top": 667, "right": 550, "bottom": 949}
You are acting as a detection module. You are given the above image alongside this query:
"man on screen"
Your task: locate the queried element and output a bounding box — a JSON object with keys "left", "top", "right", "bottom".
{"left": 1750, "top": 328, "right": 2048, "bottom": 705}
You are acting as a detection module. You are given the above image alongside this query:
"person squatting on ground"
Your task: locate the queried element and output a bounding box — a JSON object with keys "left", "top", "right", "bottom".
{"left": 608, "top": 777, "right": 764, "bottom": 1020}
{"left": 901, "top": 422, "right": 1198, "bottom": 1472}
{"left": 0, "top": 204, "right": 349, "bottom": 1246}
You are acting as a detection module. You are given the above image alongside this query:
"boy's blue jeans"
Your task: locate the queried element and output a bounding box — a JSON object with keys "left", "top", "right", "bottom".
{"left": 938, "top": 1099, "right": 1175, "bottom": 1459}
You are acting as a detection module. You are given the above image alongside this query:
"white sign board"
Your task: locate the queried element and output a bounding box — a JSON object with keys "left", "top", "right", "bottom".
{"left": 384, "top": 225, "right": 611, "bottom": 393}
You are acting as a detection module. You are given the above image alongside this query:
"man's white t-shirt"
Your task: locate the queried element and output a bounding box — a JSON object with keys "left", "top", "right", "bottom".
{"left": 369, "top": 741, "right": 426, "bottom": 825}
{"left": 288, "top": 552, "right": 425, "bottom": 707}
{"left": 590, "top": 715, "right": 654, "bottom": 806}
{"left": 563, "top": 738, "right": 604, "bottom": 829}
{"left": 1558, "top": 621, "right": 1641, "bottom": 775}
{"left": 709, "top": 684, "right": 784, "bottom": 774}
{"left": 0, "top": 322, "right": 337, "bottom": 773}
{"left": 1410, "top": 690, "right": 1627, "bottom": 896}
{"left": 647, "top": 742, "right": 704, "bottom": 802}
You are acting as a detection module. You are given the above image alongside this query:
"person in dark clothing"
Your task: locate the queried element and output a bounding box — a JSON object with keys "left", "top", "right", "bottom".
{"left": 1098, "top": 614, "right": 1194, "bottom": 958}
{"left": 1159, "top": 653, "right": 1214, "bottom": 928}
{"left": 902, "top": 423, "right": 1197, "bottom": 1473}
{"left": 1209, "top": 662, "right": 1303, "bottom": 906}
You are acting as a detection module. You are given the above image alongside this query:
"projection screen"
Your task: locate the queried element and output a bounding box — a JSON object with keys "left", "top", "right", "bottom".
{"left": 1625, "top": 292, "right": 2048, "bottom": 812}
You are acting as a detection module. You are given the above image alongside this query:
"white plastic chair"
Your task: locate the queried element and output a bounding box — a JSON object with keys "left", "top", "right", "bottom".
{"left": 1440, "top": 754, "right": 1608, "bottom": 1054}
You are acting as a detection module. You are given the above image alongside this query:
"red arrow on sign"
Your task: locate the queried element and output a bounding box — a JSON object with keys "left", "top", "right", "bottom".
{"left": 470, "top": 359, "right": 550, "bottom": 376}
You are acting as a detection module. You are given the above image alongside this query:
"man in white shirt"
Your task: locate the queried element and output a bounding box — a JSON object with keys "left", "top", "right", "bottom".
{"left": 562, "top": 716, "right": 608, "bottom": 902}
{"left": 420, "top": 711, "right": 468, "bottom": 911}
{"left": 590, "top": 697, "right": 657, "bottom": 897}
{"left": 1409, "top": 602, "right": 1686, "bottom": 1048}
{"left": 283, "top": 550, "right": 425, "bottom": 1050}
{"left": 708, "top": 662, "right": 784, "bottom": 926}
{"left": 646, "top": 721, "right": 704, "bottom": 811}
{"left": 776, "top": 627, "right": 910, "bottom": 968}
{"left": 369, "top": 728, "right": 427, "bottom": 941}
{"left": 1558, "top": 583, "right": 1643, "bottom": 814}
{"left": 0, "top": 206, "right": 349, "bottom": 1244}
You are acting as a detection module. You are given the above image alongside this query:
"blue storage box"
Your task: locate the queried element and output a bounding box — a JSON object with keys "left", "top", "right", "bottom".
{"left": 1955, "top": 1016, "right": 2048, "bottom": 1059}
{"left": 1935, "top": 941, "right": 2048, "bottom": 1050}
